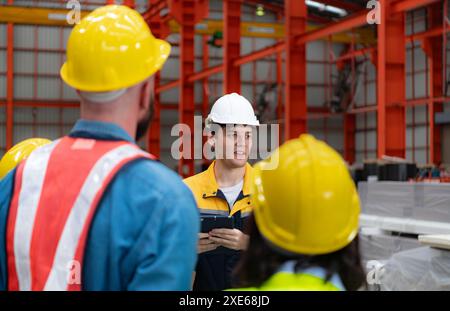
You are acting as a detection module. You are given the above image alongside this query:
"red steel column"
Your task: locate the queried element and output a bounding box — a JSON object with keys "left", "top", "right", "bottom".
{"left": 377, "top": 0, "right": 406, "bottom": 158}
{"left": 284, "top": 0, "right": 307, "bottom": 140}
{"left": 6, "top": 0, "right": 14, "bottom": 150}
{"left": 169, "top": 0, "right": 208, "bottom": 176}
{"left": 223, "top": 0, "right": 241, "bottom": 93}
{"left": 340, "top": 43, "right": 356, "bottom": 164}
{"left": 179, "top": 0, "right": 195, "bottom": 176}
{"left": 425, "top": 2, "right": 444, "bottom": 164}
{"left": 147, "top": 0, "right": 163, "bottom": 158}
{"left": 276, "top": 45, "right": 283, "bottom": 143}
{"left": 275, "top": 12, "right": 283, "bottom": 143}
{"left": 202, "top": 35, "right": 211, "bottom": 168}
{"left": 202, "top": 35, "right": 210, "bottom": 119}
{"left": 344, "top": 114, "right": 356, "bottom": 163}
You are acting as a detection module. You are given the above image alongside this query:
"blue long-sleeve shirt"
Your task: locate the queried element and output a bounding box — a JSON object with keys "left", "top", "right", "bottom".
{"left": 0, "top": 120, "right": 199, "bottom": 290}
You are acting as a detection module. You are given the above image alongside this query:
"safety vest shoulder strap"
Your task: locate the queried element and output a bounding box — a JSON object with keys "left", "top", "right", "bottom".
{"left": 6, "top": 136, "right": 155, "bottom": 291}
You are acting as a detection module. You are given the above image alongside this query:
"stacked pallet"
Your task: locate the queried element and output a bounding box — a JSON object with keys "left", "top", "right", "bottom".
{"left": 358, "top": 182, "right": 450, "bottom": 290}
{"left": 358, "top": 182, "right": 450, "bottom": 223}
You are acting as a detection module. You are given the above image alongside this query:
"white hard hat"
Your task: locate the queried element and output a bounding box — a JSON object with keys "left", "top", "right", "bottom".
{"left": 206, "top": 93, "right": 260, "bottom": 128}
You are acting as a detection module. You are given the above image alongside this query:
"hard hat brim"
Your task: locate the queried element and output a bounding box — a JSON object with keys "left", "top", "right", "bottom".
{"left": 208, "top": 117, "right": 260, "bottom": 127}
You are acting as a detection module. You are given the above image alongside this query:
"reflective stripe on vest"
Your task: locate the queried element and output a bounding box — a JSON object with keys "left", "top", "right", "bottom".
{"left": 6, "top": 137, "right": 155, "bottom": 291}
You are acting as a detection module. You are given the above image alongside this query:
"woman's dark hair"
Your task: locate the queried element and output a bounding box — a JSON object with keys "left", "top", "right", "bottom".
{"left": 233, "top": 215, "right": 366, "bottom": 291}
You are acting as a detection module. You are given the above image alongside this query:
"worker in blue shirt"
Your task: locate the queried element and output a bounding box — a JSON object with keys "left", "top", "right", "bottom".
{"left": 0, "top": 5, "right": 199, "bottom": 291}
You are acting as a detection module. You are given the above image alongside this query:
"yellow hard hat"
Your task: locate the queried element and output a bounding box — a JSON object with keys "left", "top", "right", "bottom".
{"left": 0, "top": 138, "right": 52, "bottom": 179}
{"left": 60, "top": 5, "right": 171, "bottom": 92}
{"left": 252, "top": 134, "right": 360, "bottom": 255}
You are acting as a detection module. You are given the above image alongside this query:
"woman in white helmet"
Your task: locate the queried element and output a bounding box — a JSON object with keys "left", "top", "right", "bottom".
{"left": 184, "top": 93, "right": 259, "bottom": 291}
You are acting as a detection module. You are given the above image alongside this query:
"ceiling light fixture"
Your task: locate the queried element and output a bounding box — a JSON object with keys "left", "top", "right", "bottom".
{"left": 256, "top": 4, "right": 265, "bottom": 17}
{"left": 305, "top": 0, "right": 347, "bottom": 17}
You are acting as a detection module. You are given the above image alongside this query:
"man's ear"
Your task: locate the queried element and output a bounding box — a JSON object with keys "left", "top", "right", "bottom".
{"left": 207, "top": 132, "right": 215, "bottom": 150}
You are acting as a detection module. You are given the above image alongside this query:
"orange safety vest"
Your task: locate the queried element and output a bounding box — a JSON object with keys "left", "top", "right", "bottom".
{"left": 6, "top": 136, "right": 154, "bottom": 291}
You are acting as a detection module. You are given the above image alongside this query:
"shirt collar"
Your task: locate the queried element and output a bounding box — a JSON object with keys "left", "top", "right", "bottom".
{"left": 277, "top": 260, "right": 345, "bottom": 291}
{"left": 202, "top": 161, "right": 253, "bottom": 198}
{"left": 69, "top": 119, "right": 134, "bottom": 143}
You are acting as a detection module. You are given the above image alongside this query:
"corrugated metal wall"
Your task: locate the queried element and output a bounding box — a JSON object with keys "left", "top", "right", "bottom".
{"left": 12, "top": 24, "right": 79, "bottom": 145}
{"left": 354, "top": 57, "right": 377, "bottom": 162}
{"left": 405, "top": 9, "right": 428, "bottom": 164}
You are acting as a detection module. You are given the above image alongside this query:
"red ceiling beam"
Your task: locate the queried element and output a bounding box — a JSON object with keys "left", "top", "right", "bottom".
{"left": 156, "top": 64, "right": 222, "bottom": 93}
{"left": 295, "top": 0, "right": 441, "bottom": 45}
{"left": 156, "top": 80, "right": 180, "bottom": 93}
{"left": 234, "top": 9, "right": 373, "bottom": 67}
{"left": 234, "top": 42, "right": 285, "bottom": 67}
{"left": 188, "top": 64, "right": 223, "bottom": 82}
{"left": 295, "top": 10, "right": 368, "bottom": 45}
{"left": 405, "top": 26, "right": 450, "bottom": 42}
{"left": 349, "top": 105, "right": 378, "bottom": 114}
{"left": 142, "top": 0, "right": 167, "bottom": 21}
{"left": 333, "top": 46, "right": 375, "bottom": 62}
{"left": 391, "top": 0, "right": 440, "bottom": 13}
{"left": 152, "top": 9, "right": 387, "bottom": 94}
{"left": 314, "top": 0, "right": 362, "bottom": 12}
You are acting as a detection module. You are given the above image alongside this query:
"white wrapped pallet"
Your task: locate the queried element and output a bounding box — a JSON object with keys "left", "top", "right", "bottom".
{"left": 358, "top": 182, "right": 450, "bottom": 223}
{"left": 380, "top": 247, "right": 450, "bottom": 291}
{"left": 414, "top": 184, "right": 450, "bottom": 223}
{"left": 359, "top": 229, "right": 421, "bottom": 264}
{"left": 358, "top": 182, "right": 415, "bottom": 218}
